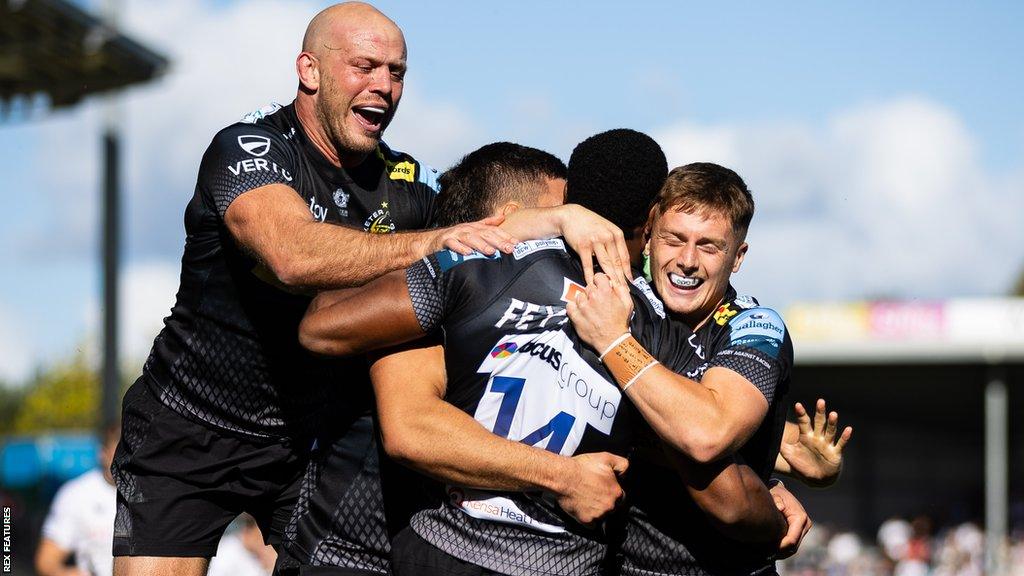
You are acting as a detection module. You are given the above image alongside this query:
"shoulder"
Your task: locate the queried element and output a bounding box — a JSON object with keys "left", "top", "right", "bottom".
{"left": 378, "top": 141, "right": 440, "bottom": 193}
{"left": 206, "top": 102, "right": 294, "bottom": 154}
{"left": 239, "top": 101, "right": 286, "bottom": 125}
{"left": 720, "top": 298, "right": 789, "bottom": 359}
{"left": 209, "top": 120, "right": 289, "bottom": 156}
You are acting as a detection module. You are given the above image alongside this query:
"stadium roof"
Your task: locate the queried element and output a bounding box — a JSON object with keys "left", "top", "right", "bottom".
{"left": 0, "top": 0, "right": 168, "bottom": 111}
{"left": 786, "top": 297, "right": 1024, "bottom": 365}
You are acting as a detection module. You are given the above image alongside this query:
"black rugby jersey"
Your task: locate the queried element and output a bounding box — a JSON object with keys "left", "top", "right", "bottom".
{"left": 141, "top": 102, "right": 439, "bottom": 440}
{"left": 618, "top": 287, "right": 794, "bottom": 576}
{"left": 403, "top": 241, "right": 690, "bottom": 576}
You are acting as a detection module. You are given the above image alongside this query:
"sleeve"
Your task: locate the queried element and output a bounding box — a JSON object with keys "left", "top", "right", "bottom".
{"left": 405, "top": 249, "right": 487, "bottom": 333}
{"left": 405, "top": 253, "right": 451, "bottom": 334}
{"left": 40, "top": 481, "right": 77, "bottom": 549}
{"left": 197, "top": 124, "right": 297, "bottom": 218}
{"left": 708, "top": 307, "right": 790, "bottom": 404}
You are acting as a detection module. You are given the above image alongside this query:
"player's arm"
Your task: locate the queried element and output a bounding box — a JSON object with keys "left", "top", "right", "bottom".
{"left": 371, "top": 342, "right": 627, "bottom": 525}
{"left": 202, "top": 125, "right": 517, "bottom": 290}
{"left": 502, "top": 204, "right": 632, "bottom": 283}
{"left": 225, "top": 185, "right": 517, "bottom": 289}
{"left": 567, "top": 275, "right": 769, "bottom": 463}
{"left": 298, "top": 269, "right": 425, "bottom": 356}
{"left": 665, "top": 449, "right": 809, "bottom": 555}
{"left": 668, "top": 451, "right": 785, "bottom": 544}
{"left": 775, "top": 399, "right": 853, "bottom": 487}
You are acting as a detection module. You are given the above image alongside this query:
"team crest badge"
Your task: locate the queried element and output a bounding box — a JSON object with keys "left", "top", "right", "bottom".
{"left": 333, "top": 189, "right": 350, "bottom": 209}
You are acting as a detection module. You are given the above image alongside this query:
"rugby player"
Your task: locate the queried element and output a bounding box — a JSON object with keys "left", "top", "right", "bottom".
{"left": 569, "top": 162, "right": 852, "bottom": 574}
{"left": 272, "top": 143, "right": 576, "bottom": 576}
{"left": 298, "top": 135, "right": 799, "bottom": 575}
{"left": 109, "top": 4, "right": 627, "bottom": 576}
{"left": 556, "top": 132, "right": 852, "bottom": 490}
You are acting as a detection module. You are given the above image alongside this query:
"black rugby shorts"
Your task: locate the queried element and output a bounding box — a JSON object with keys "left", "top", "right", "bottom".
{"left": 390, "top": 526, "right": 501, "bottom": 576}
{"left": 111, "top": 380, "right": 309, "bottom": 557}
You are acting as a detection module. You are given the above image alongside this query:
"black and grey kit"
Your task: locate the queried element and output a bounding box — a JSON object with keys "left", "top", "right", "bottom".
{"left": 397, "top": 241, "right": 691, "bottom": 576}
{"left": 112, "top": 102, "right": 438, "bottom": 559}
{"left": 616, "top": 288, "right": 794, "bottom": 576}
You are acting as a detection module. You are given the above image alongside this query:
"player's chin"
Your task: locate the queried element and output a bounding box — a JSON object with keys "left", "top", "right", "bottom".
{"left": 661, "top": 288, "right": 704, "bottom": 318}
{"left": 344, "top": 132, "right": 382, "bottom": 155}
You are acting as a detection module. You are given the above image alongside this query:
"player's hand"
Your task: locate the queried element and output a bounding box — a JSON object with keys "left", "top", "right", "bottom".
{"left": 556, "top": 452, "right": 628, "bottom": 527}
{"left": 566, "top": 273, "right": 634, "bottom": 353}
{"left": 771, "top": 481, "right": 811, "bottom": 559}
{"left": 779, "top": 399, "right": 852, "bottom": 487}
{"left": 555, "top": 205, "right": 631, "bottom": 285}
{"left": 435, "top": 215, "right": 518, "bottom": 256}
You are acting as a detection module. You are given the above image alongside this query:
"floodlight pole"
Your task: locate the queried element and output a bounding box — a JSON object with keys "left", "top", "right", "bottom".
{"left": 984, "top": 368, "right": 1007, "bottom": 575}
{"left": 100, "top": 0, "right": 124, "bottom": 429}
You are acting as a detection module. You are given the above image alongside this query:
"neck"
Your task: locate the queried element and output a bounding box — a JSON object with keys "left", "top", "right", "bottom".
{"left": 685, "top": 295, "right": 726, "bottom": 332}
{"left": 294, "top": 94, "right": 368, "bottom": 168}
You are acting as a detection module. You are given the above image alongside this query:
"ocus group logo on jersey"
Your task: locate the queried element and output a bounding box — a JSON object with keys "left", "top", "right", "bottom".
{"left": 490, "top": 342, "right": 519, "bottom": 359}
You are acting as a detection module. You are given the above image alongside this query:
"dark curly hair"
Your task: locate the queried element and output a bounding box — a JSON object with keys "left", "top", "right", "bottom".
{"left": 566, "top": 129, "right": 667, "bottom": 239}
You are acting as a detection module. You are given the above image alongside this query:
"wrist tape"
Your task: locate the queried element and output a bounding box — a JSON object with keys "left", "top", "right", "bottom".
{"left": 601, "top": 336, "right": 659, "bottom": 392}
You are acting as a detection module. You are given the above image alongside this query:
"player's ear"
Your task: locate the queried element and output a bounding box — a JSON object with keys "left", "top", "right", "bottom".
{"left": 296, "top": 52, "right": 321, "bottom": 92}
{"left": 732, "top": 241, "right": 748, "bottom": 273}
{"left": 500, "top": 202, "right": 521, "bottom": 217}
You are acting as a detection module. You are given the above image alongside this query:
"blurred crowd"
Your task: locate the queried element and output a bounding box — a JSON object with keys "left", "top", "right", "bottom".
{"left": 781, "top": 517, "right": 1024, "bottom": 576}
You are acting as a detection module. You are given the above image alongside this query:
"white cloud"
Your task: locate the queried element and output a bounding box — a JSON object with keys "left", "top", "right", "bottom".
{"left": 653, "top": 96, "right": 1024, "bottom": 307}
{"left": 119, "top": 262, "right": 180, "bottom": 363}
{"left": 82, "top": 261, "right": 180, "bottom": 370}
{"left": 0, "top": 303, "right": 34, "bottom": 383}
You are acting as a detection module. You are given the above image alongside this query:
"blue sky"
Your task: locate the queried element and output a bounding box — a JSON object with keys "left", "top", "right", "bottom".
{"left": 1, "top": 0, "right": 1023, "bottom": 382}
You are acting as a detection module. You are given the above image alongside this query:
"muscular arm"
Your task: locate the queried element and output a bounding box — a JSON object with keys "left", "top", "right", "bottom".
{"left": 567, "top": 276, "right": 768, "bottom": 463}
{"left": 502, "top": 204, "right": 632, "bottom": 283}
{"left": 298, "top": 269, "right": 423, "bottom": 356}
{"left": 665, "top": 449, "right": 786, "bottom": 544}
{"left": 225, "top": 184, "right": 515, "bottom": 290}
{"left": 371, "top": 342, "right": 627, "bottom": 525}
{"left": 627, "top": 364, "right": 768, "bottom": 464}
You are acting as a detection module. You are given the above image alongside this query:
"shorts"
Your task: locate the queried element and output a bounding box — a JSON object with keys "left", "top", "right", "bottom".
{"left": 112, "top": 380, "right": 310, "bottom": 557}
{"left": 275, "top": 411, "right": 444, "bottom": 576}
{"left": 390, "top": 526, "right": 501, "bottom": 576}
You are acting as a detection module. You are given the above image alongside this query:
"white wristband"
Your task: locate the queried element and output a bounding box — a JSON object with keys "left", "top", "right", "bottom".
{"left": 598, "top": 333, "right": 632, "bottom": 361}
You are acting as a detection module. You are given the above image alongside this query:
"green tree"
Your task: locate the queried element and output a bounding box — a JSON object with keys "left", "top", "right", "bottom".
{"left": 0, "top": 383, "right": 26, "bottom": 435}
{"left": 14, "top": 353, "right": 99, "bottom": 433}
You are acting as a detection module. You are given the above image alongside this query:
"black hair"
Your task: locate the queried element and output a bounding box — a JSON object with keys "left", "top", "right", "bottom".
{"left": 566, "top": 129, "right": 667, "bottom": 239}
{"left": 433, "top": 142, "right": 566, "bottom": 227}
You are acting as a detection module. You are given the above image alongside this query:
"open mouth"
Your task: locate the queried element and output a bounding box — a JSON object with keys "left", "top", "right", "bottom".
{"left": 668, "top": 273, "right": 703, "bottom": 290}
{"left": 352, "top": 105, "right": 386, "bottom": 131}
